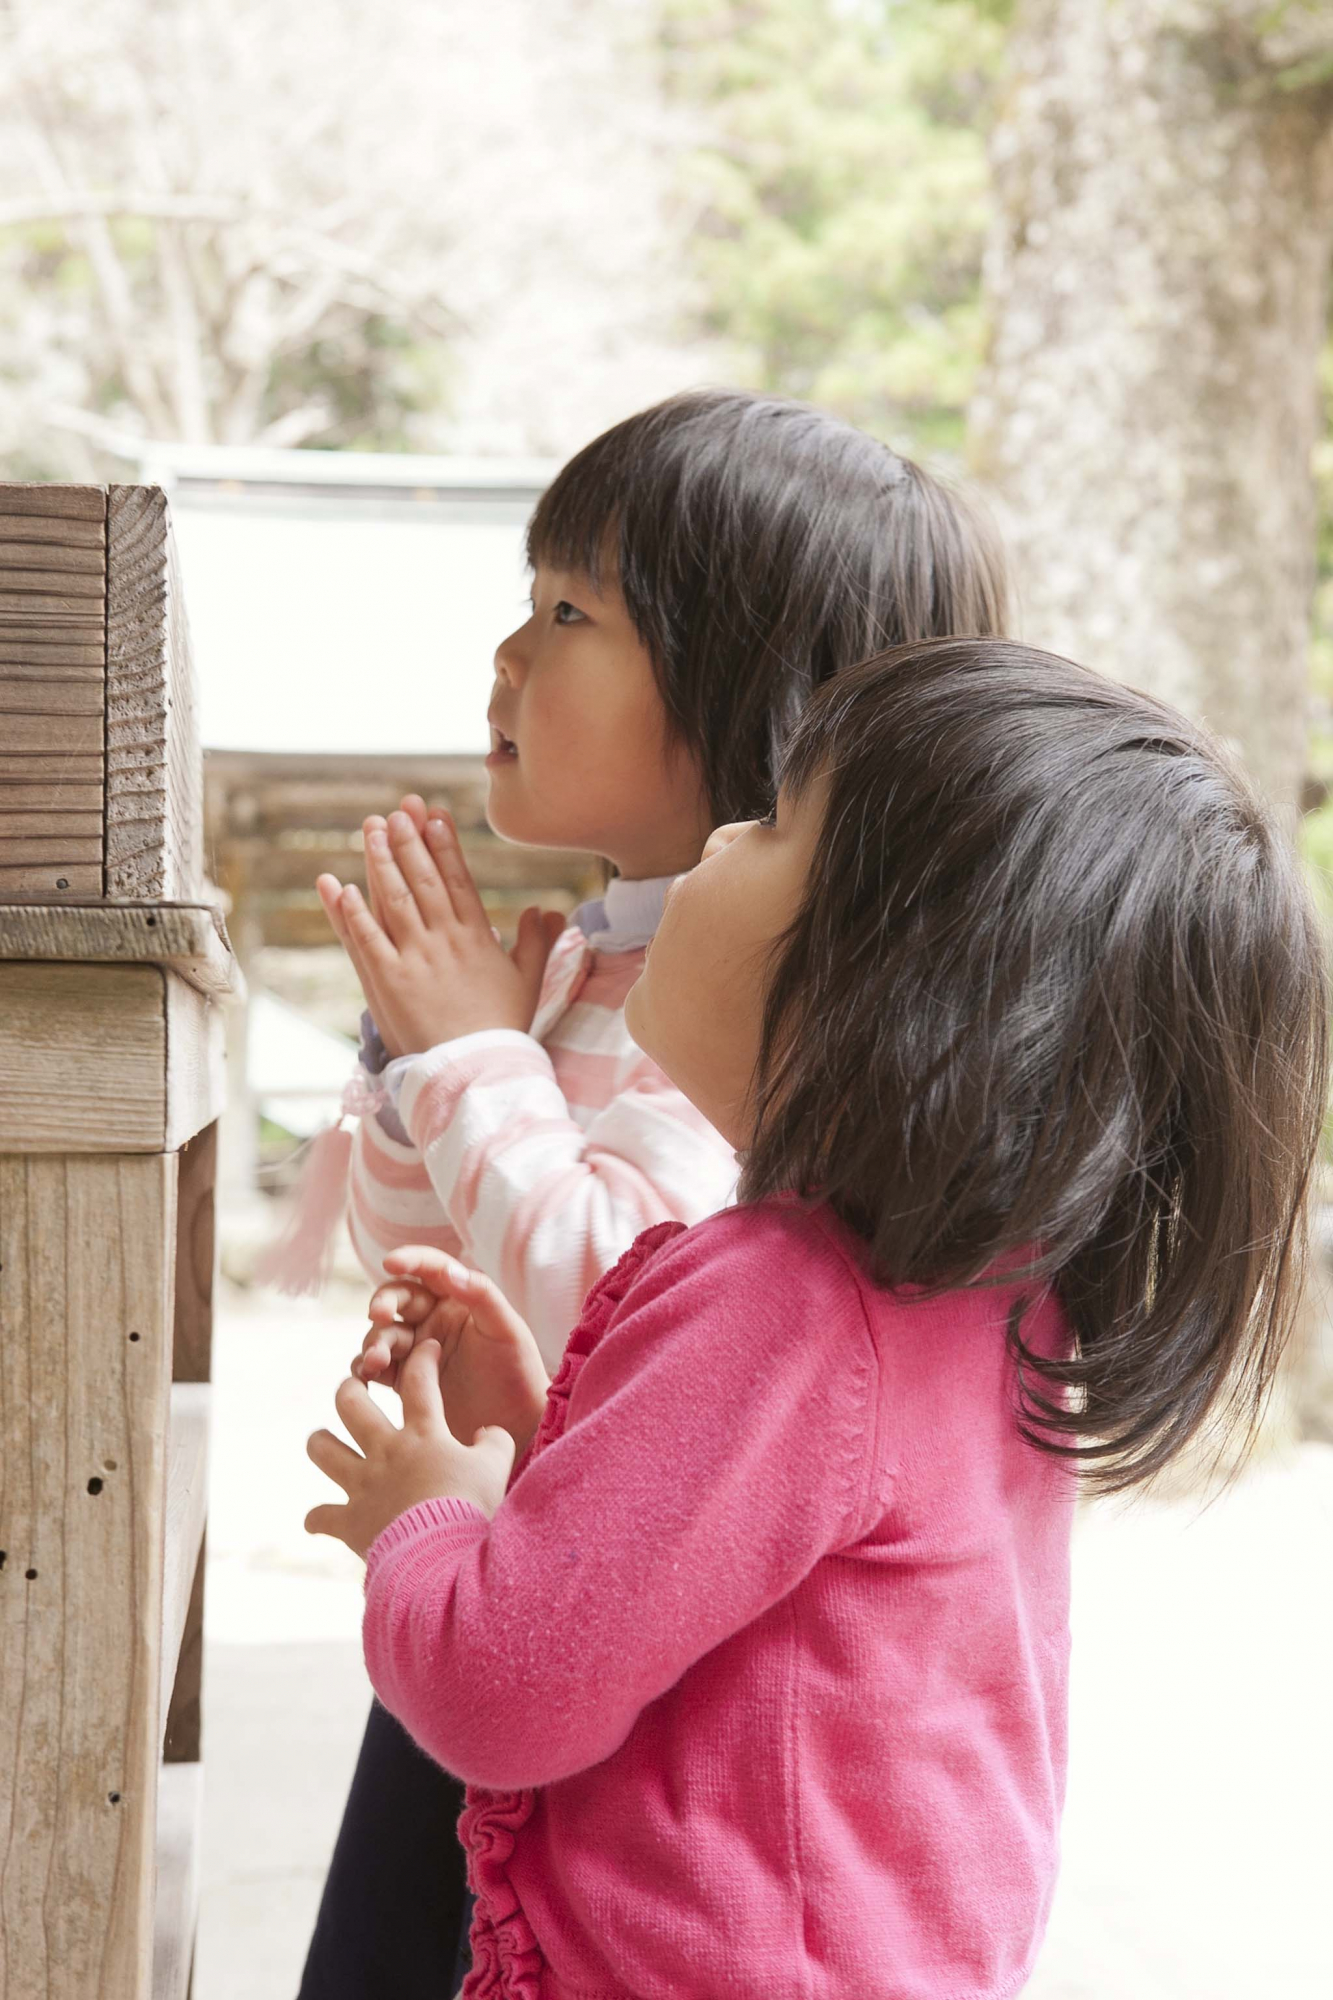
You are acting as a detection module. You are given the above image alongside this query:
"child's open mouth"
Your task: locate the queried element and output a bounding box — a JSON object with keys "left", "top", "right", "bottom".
{"left": 487, "top": 726, "right": 518, "bottom": 766}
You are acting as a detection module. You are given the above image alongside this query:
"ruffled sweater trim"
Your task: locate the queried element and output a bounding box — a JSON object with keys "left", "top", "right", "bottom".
{"left": 455, "top": 1220, "right": 686, "bottom": 1997}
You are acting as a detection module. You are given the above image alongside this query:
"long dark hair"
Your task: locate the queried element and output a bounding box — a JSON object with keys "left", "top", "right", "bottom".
{"left": 741, "top": 639, "right": 1329, "bottom": 1491}
{"left": 527, "top": 388, "right": 1008, "bottom": 826}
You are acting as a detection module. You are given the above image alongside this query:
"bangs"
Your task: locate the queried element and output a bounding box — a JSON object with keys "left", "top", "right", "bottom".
{"left": 521, "top": 388, "right": 1012, "bottom": 825}
{"left": 525, "top": 451, "right": 625, "bottom": 589}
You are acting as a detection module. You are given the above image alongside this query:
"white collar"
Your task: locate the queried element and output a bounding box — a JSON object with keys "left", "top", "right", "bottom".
{"left": 573, "top": 872, "right": 676, "bottom": 953}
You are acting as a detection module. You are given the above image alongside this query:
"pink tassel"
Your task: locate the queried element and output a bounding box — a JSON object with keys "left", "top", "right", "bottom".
{"left": 253, "top": 1120, "right": 356, "bottom": 1296}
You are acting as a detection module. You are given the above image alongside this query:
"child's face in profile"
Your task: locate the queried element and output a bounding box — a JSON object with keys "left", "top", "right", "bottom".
{"left": 486, "top": 563, "right": 711, "bottom": 879}
{"left": 624, "top": 778, "right": 825, "bottom": 1149}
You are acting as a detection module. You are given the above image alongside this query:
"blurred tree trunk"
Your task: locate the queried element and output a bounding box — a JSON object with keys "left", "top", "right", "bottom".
{"left": 969, "top": 0, "right": 1333, "bottom": 812}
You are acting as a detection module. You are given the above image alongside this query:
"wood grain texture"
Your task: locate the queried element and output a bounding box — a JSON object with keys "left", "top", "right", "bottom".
{"left": 152, "top": 1760, "right": 202, "bottom": 2000}
{"left": 159, "top": 1385, "right": 208, "bottom": 1733}
{"left": 0, "top": 964, "right": 167, "bottom": 1152}
{"left": 0, "top": 786, "right": 101, "bottom": 811}
{"left": 0, "top": 486, "right": 107, "bottom": 899}
{"left": 172, "top": 1122, "right": 217, "bottom": 1382}
{"left": 0, "top": 862, "right": 102, "bottom": 893}
{"left": 0, "top": 713, "right": 102, "bottom": 751}
{"left": 0, "top": 568, "right": 104, "bottom": 599}
{"left": 106, "top": 487, "right": 203, "bottom": 903}
{"left": 0, "top": 641, "right": 104, "bottom": 665}
{"left": 0, "top": 540, "right": 106, "bottom": 575}
{"left": 0, "top": 647, "right": 104, "bottom": 673}
{"left": 0, "top": 963, "right": 225, "bottom": 1153}
{"left": 0, "top": 485, "right": 106, "bottom": 521}
{"left": 163, "top": 973, "right": 226, "bottom": 1151}
{"left": 164, "top": 1126, "right": 213, "bottom": 1763}
{"left": 0, "top": 837, "right": 101, "bottom": 863}
{"left": 0, "top": 512, "right": 105, "bottom": 546}
{"left": 0, "top": 594, "right": 103, "bottom": 622}
{"left": 0, "top": 754, "right": 103, "bottom": 782}
{"left": 0, "top": 470, "right": 217, "bottom": 1989}
{"left": 161, "top": 1543, "right": 204, "bottom": 1768}
{"left": 0, "top": 811, "right": 103, "bottom": 839}
{"left": 0, "top": 901, "right": 240, "bottom": 997}
{"left": 0, "top": 1151, "right": 177, "bottom": 2000}
{"left": 0, "top": 675, "right": 104, "bottom": 714}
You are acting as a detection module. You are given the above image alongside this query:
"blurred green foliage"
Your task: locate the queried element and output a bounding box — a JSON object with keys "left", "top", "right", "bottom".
{"left": 660, "top": 0, "right": 1012, "bottom": 460}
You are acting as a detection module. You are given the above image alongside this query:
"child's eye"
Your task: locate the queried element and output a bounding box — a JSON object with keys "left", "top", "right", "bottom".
{"left": 553, "top": 600, "right": 587, "bottom": 625}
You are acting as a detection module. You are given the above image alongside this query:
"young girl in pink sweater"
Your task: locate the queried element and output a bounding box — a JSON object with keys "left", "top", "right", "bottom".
{"left": 297, "top": 390, "right": 1009, "bottom": 2000}
{"left": 307, "top": 638, "right": 1328, "bottom": 1998}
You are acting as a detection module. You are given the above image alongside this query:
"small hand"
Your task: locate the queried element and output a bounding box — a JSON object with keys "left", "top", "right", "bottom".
{"left": 353, "top": 1247, "right": 549, "bottom": 1459}
{"left": 315, "top": 807, "right": 564, "bottom": 1058}
{"left": 362, "top": 794, "right": 428, "bottom": 930}
{"left": 305, "top": 1338, "right": 516, "bottom": 1558}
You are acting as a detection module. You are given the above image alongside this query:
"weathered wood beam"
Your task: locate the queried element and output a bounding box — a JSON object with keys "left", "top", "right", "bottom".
{"left": 0, "top": 487, "right": 107, "bottom": 897}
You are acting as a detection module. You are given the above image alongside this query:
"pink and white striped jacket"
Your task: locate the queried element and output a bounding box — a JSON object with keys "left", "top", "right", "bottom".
{"left": 347, "top": 885, "right": 739, "bottom": 1369}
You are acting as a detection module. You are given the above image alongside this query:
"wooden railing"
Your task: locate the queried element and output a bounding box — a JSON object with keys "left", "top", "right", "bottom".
{"left": 0, "top": 483, "right": 236, "bottom": 1998}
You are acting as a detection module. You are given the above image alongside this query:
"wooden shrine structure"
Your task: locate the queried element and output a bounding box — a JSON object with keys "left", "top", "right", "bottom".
{"left": 0, "top": 482, "right": 236, "bottom": 1997}
{"left": 205, "top": 750, "right": 602, "bottom": 958}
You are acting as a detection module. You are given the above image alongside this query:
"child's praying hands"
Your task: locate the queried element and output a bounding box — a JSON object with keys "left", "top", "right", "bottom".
{"left": 305, "top": 1338, "right": 516, "bottom": 1559}
{"left": 315, "top": 798, "right": 565, "bottom": 1058}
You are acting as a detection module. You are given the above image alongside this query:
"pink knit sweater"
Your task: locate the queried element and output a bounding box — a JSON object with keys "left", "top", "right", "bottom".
{"left": 364, "top": 1202, "right": 1075, "bottom": 1999}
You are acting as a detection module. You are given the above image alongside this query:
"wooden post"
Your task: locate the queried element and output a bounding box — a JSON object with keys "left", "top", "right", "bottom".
{"left": 0, "top": 484, "right": 237, "bottom": 2000}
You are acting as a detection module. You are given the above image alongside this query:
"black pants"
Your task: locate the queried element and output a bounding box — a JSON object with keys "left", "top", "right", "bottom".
{"left": 298, "top": 1700, "right": 473, "bottom": 1999}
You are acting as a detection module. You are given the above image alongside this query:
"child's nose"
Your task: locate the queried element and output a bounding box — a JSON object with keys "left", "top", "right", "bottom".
{"left": 701, "top": 821, "right": 751, "bottom": 862}
{"left": 493, "top": 627, "right": 527, "bottom": 685}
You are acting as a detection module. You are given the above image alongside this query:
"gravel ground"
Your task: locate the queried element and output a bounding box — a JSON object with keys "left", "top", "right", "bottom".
{"left": 195, "top": 1285, "right": 1333, "bottom": 2000}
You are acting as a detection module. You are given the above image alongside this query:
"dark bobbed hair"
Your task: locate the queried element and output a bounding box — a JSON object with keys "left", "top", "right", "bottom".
{"left": 742, "top": 638, "right": 1330, "bottom": 1491}
{"left": 526, "top": 388, "right": 1008, "bottom": 825}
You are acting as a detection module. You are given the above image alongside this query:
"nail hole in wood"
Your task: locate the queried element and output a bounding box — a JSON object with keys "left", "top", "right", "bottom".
{"left": 128, "top": 1331, "right": 140, "bottom": 1342}
{"left": 87, "top": 1477, "right": 104, "bottom": 1495}
{"left": 146, "top": 915, "right": 158, "bottom": 927}
{"left": 55, "top": 877, "right": 69, "bottom": 889}
{"left": 0, "top": 1551, "right": 6, "bottom": 1569}
{"left": 108, "top": 1792, "right": 121, "bottom": 1805}
{"left": 25, "top": 1568, "right": 37, "bottom": 1580}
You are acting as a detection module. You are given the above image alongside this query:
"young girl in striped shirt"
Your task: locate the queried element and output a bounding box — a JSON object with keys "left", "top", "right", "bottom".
{"left": 308, "top": 638, "right": 1327, "bottom": 1999}
{"left": 296, "top": 389, "right": 1008, "bottom": 1999}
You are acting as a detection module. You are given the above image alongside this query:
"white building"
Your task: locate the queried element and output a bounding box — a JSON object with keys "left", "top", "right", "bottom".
{"left": 110, "top": 441, "right": 564, "bottom": 1159}
{"left": 124, "top": 439, "right": 559, "bottom": 758}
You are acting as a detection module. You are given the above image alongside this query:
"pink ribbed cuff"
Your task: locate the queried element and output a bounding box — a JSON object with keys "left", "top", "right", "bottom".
{"left": 365, "top": 1494, "right": 489, "bottom": 1580}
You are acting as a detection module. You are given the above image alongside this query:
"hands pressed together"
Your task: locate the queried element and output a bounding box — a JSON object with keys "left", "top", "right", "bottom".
{"left": 306, "top": 795, "right": 564, "bottom": 1556}
{"left": 306, "top": 1248, "right": 552, "bottom": 1559}
{"left": 316, "top": 792, "right": 566, "bottom": 1059}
